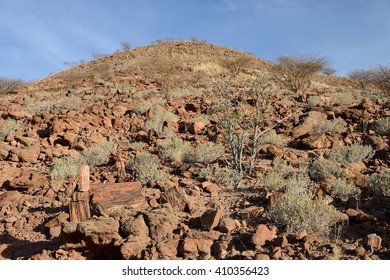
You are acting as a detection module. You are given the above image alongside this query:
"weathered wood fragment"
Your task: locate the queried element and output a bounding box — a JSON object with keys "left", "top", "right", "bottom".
{"left": 69, "top": 200, "right": 91, "bottom": 222}
{"left": 90, "top": 182, "right": 147, "bottom": 210}
{"left": 78, "top": 165, "right": 90, "bottom": 192}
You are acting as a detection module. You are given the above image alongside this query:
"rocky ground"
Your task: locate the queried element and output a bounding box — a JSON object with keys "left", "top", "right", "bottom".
{"left": 0, "top": 41, "right": 389, "bottom": 260}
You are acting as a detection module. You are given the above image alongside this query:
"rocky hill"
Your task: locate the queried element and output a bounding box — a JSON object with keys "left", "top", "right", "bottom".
{"left": 0, "top": 41, "right": 389, "bottom": 260}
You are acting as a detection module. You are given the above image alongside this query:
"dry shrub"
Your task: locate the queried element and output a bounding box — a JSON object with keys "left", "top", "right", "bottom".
{"left": 0, "top": 119, "right": 19, "bottom": 139}
{"left": 269, "top": 186, "right": 339, "bottom": 235}
{"left": 185, "top": 142, "right": 225, "bottom": 164}
{"left": 158, "top": 137, "right": 192, "bottom": 163}
{"left": 348, "top": 69, "right": 374, "bottom": 90}
{"left": 367, "top": 170, "right": 390, "bottom": 197}
{"left": 0, "top": 77, "right": 24, "bottom": 94}
{"left": 127, "top": 152, "right": 169, "bottom": 186}
{"left": 309, "top": 158, "right": 344, "bottom": 182}
{"left": 144, "top": 106, "right": 178, "bottom": 133}
{"left": 82, "top": 140, "right": 117, "bottom": 166}
{"left": 314, "top": 117, "right": 347, "bottom": 134}
{"left": 373, "top": 117, "right": 390, "bottom": 135}
{"left": 328, "top": 144, "right": 374, "bottom": 165}
{"left": 331, "top": 178, "right": 361, "bottom": 202}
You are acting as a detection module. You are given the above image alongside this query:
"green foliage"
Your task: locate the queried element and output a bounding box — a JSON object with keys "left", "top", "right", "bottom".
{"left": 367, "top": 170, "right": 390, "bottom": 197}
{"left": 127, "top": 152, "right": 169, "bottom": 185}
{"left": 257, "top": 131, "right": 286, "bottom": 146}
{"left": 143, "top": 106, "right": 178, "bottom": 133}
{"left": 0, "top": 119, "right": 19, "bottom": 139}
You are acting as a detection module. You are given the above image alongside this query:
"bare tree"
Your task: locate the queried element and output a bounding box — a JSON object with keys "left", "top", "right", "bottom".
{"left": 371, "top": 65, "right": 390, "bottom": 96}
{"left": 121, "top": 41, "right": 132, "bottom": 52}
{"left": 321, "top": 67, "right": 337, "bottom": 76}
{"left": 270, "top": 54, "right": 328, "bottom": 93}
{"left": 0, "top": 77, "right": 24, "bottom": 94}
{"left": 348, "top": 69, "right": 374, "bottom": 90}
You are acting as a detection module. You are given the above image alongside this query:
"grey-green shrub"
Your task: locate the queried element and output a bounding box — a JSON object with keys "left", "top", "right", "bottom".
{"left": 0, "top": 119, "right": 19, "bottom": 139}
{"left": 258, "top": 131, "right": 286, "bottom": 146}
{"left": 314, "top": 118, "right": 347, "bottom": 134}
{"left": 269, "top": 186, "right": 339, "bottom": 235}
{"left": 82, "top": 140, "right": 117, "bottom": 166}
{"left": 158, "top": 137, "right": 192, "bottom": 163}
{"left": 185, "top": 142, "right": 225, "bottom": 164}
{"left": 328, "top": 144, "right": 374, "bottom": 164}
{"left": 127, "top": 152, "right": 169, "bottom": 185}
{"left": 144, "top": 106, "right": 178, "bottom": 133}
{"left": 373, "top": 117, "right": 390, "bottom": 135}
{"left": 309, "top": 158, "right": 343, "bottom": 182}
{"left": 331, "top": 178, "right": 361, "bottom": 202}
{"left": 50, "top": 155, "right": 87, "bottom": 182}
{"left": 367, "top": 170, "right": 390, "bottom": 196}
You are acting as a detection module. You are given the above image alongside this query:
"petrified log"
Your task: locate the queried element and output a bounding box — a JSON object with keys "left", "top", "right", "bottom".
{"left": 90, "top": 182, "right": 148, "bottom": 210}
{"left": 78, "top": 165, "right": 90, "bottom": 192}
{"left": 69, "top": 200, "right": 91, "bottom": 222}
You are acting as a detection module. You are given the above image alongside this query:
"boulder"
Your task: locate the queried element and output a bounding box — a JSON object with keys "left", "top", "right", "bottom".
{"left": 201, "top": 208, "right": 222, "bottom": 231}
{"left": 292, "top": 111, "right": 327, "bottom": 138}
{"left": 251, "top": 224, "right": 277, "bottom": 247}
{"left": 120, "top": 236, "right": 151, "bottom": 259}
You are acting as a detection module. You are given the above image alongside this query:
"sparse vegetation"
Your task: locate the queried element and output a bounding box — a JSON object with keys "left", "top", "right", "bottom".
{"left": 143, "top": 106, "right": 179, "bottom": 133}
{"left": 50, "top": 155, "right": 87, "bottom": 191}
{"left": 309, "top": 158, "right": 344, "bottom": 182}
{"left": 213, "top": 68, "right": 274, "bottom": 175}
{"left": 133, "top": 98, "right": 167, "bottom": 114}
{"left": 82, "top": 140, "right": 117, "bottom": 166}
{"left": 186, "top": 142, "right": 225, "bottom": 164}
{"left": 0, "top": 119, "right": 19, "bottom": 139}
{"left": 314, "top": 118, "right": 347, "bottom": 134}
{"left": 328, "top": 144, "right": 374, "bottom": 165}
{"left": 0, "top": 77, "right": 24, "bottom": 94}
{"left": 270, "top": 54, "right": 328, "bottom": 93}
{"left": 257, "top": 131, "right": 286, "bottom": 146}
{"left": 331, "top": 178, "right": 361, "bottom": 202}
{"left": 348, "top": 69, "right": 374, "bottom": 90}
{"left": 269, "top": 185, "right": 339, "bottom": 235}
{"left": 367, "top": 170, "right": 390, "bottom": 197}
{"left": 373, "top": 117, "right": 390, "bottom": 135}
{"left": 158, "top": 137, "right": 192, "bottom": 163}
{"left": 127, "top": 152, "right": 169, "bottom": 185}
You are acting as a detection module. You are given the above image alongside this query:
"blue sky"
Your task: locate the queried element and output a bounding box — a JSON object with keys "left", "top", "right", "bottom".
{"left": 1, "top": 0, "right": 390, "bottom": 81}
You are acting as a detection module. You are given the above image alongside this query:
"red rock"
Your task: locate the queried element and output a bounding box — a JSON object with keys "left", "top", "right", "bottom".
{"left": 292, "top": 111, "right": 327, "bottom": 138}
{"left": 157, "top": 239, "right": 180, "bottom": 259}
{"left": 218, "top": 217, "right": 236, "bottom": 233}
{"left": 271, "top": 247, "right": 282, "bottom": 259}
{"left": 190, "top": 122, "right": 206, "bottom": 134}
{"left": 255, "top": 253, "right": 270, "bottom": 260}
{"left": 14, "top": 135, "right": 38, "bottom": 146}
{"left": 201, "top": 208, "right": 222, "bottom": 231}
{"left": 14, "top": 146, "right": 40, "bottom": 163}
{"left": 201, "top": 181, "right": 222, "bottom": 196}
{"left": 251, "top": 224, "right": 276, "bottom": 247}
{"left": 273, "top": 235, "right": 288, "bottom": 248}
{"left": 180, "top": 238, "right": 214, "bottom": 259}
{"left": 120, "top": 236, "right": 151, "bottom": 259}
